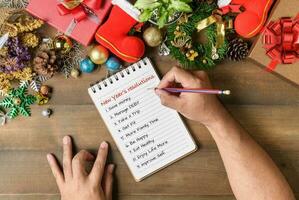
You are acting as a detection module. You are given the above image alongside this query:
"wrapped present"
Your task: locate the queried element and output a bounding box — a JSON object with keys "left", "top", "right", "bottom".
{"left": 26, "top": 0, "right": 112, "bottom": 46}
{"left": 249, "top": 0, "right": 299, "bottom": 87}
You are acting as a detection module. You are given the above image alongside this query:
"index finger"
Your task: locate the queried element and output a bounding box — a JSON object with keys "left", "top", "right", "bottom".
{"left": 89, "top": 141, "right": 109, "bottom": 184}
{"left": 157, "top": 67, "right": 195, "bottom": 89}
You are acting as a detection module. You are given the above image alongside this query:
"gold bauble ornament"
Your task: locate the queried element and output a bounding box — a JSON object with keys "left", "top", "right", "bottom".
{"left": 88, "top": 45, "right": 109, "bottom": 65}
{"left": 71, "top": 68, "right": 80, "bottom": 78}
{"left": 143, "top": 27, "right": 163, "bottom": 47}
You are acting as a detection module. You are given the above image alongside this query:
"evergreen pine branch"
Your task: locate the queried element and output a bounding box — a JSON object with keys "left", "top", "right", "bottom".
{"left": 166, "top": 2, "right": 227, "bottom": 70}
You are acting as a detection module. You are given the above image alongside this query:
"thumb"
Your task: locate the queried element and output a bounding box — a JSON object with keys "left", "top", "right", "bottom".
{"left": 155, "top": 89, "right": 181, "bottom": 111}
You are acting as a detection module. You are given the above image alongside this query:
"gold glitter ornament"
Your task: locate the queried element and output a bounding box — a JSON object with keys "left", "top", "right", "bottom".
{"left": 143, "top": 27, "right": 163, "bottom": 47}
{"left": 12, "top": 67, "right": 33, "bottom": 81}
{"left": 71, "top": 68, "right": 80, "bottom": 78}
{"left": 14, "top": 19, "right": 43, "bottom": 33}
{"left": 0, "top": 47, "right": 8, "bottom": 57}
{"left": 0, "top": 67, "right": 33, "bottom": 95}
{"left": 0, "top": 23, "right": 18, "bottom": 37}
{"left": 22, "top": 33, "right": 39, "bottom": 48}
{"left": 186, "top": 49, "right": 199, "bottom": 61}
{"left": 35, "top": 93, "right": 49, "bottom": 105}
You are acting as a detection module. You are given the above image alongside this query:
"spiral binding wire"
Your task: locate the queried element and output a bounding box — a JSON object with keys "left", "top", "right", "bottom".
{"left": 90, "top": 58, "right": 149, "bottom": 93}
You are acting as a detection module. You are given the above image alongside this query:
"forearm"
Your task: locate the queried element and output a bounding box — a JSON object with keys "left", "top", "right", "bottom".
{"left": 204, "top": 107, "right": 295, "bottom": 200}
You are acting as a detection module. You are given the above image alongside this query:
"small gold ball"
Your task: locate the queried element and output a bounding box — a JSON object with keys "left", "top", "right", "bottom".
{"left": 71, "top": 68, "right": 80, "bottom": 78}
{"left": 13, "top": 98, "right": 22, "bottom": 105}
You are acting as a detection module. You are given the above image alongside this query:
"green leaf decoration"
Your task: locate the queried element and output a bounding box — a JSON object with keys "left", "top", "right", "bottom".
{"left": 25, "top": 95, "right": 36, "bottom": 106}
{"left": 0, "top": 97, "right": 14, "bottom": 109}
{"left": 135, "top": 0, "right": 158, "bottom": 9}
{"left": 1, "top": 84, "right": 36, "bottom": 119}
{"left": 17, "top": 86, "right": 27, "bottom": 98}
{"left": 139, "top": 9, "right": 153, "bottom": 22}
{"left": 135, "top": 0, "right": 192, "bottom": 28}
{"left": 157, "top": 9, "right": 169, "bottom": 28}
{"left": 19, "top": 105, "right": 31, "bottom": 117}
{"left": 7, "top": 107, "right": 19, "bottom": 119}
{"left": 169, "top": 0, "right": 192, "bottom": 12}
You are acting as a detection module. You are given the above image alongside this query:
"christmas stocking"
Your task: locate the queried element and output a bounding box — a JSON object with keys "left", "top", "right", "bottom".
{"left": 95, "top": 0, "right": 145, "bottom": 63}
{"left": 225, "top": 0, "right": 274, "bottom": 38}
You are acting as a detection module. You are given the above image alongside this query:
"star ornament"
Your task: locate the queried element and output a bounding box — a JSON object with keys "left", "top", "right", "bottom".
{"left": 0, "top": 85, "right": 36, "bottom": 119}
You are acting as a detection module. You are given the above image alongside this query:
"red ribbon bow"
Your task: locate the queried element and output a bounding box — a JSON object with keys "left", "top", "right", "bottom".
{"left": 263, "top": 14, "right": 299, "bottom": 71}
{"left": 57, "top": 0, "right": 102, "bottom": 22}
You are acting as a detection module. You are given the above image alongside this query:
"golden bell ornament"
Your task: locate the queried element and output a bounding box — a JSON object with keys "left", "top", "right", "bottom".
{"left": 143, "top": 27, "right": 163, "bottom": 47}
{"left": 89, "top": 45, "right": 109, "bottom": 65}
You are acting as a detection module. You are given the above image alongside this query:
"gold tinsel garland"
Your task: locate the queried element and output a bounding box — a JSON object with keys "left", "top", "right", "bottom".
{"left": 22, "top": 32, "right": 39, "bottom": 48}
{"left": 0, "top": 67, "right": 33, "bottom": 94}
{"left": 0, "top": 9, "right": 44, "bottom": 37}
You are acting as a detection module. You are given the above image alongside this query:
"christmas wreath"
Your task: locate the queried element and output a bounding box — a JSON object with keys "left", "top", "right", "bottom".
{"left": 166, "top": 2, "right": 228, "bottom": 70}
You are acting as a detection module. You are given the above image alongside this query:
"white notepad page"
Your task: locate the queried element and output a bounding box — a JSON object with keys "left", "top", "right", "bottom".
{"left": 88, "top": 57, "right": 197, "bottom": 181}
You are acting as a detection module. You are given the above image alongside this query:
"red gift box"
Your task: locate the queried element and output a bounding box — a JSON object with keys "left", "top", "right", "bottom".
{"left": 26, "top": 0, "right": 112, "bottom": 46}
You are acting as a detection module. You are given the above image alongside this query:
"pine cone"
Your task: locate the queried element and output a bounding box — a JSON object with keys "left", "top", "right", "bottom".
{"left": 227, "top": 38, "right": 249, "bottom": 61}
{"left": 33, "top": 50, "right": 58, "bottom": 78}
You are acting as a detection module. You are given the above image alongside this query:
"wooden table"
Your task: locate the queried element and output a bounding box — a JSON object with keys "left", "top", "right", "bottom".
{"left": 1, "top": 47, "right": 299, "bottom": 200}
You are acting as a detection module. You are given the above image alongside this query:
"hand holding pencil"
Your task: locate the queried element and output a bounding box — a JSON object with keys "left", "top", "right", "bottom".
{"left": 155, "top": 67, "right": 229, "bottom": 126}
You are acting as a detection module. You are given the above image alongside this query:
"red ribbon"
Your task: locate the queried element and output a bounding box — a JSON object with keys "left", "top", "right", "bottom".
{"left": 218, "top": 4, "right": 243, "bottom": 15}
{"left": 57, "top": 0, "right": 102, "bottom": 22}
{"left": 263, "top": 14, "right": 299, "bottom": 71}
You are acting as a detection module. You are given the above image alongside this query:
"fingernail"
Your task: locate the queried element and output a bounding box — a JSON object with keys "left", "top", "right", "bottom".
{"left": 155, "top": 89, "right": 162, "bottom": 96}
{"left": 100, "top": 141, "right": 108, "bottom": 149}
{"left": 108, "top": 164, "right": 115, "bottom": 173}
{"left": 63, "top": 136, "right": 70, "bottom": 145}
{"left": 46, "top": 154, "right": 52, "bottom": 162}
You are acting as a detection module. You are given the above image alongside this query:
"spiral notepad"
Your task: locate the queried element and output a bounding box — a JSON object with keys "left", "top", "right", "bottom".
{"left": 88, "top": 57, "right": 197, "bottom": 181}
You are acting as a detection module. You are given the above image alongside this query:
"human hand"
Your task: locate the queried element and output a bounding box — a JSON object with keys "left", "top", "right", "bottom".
{"left": 156, "top": 67, "right": 227, "bottom": 127}
{"left": 47, "top": 136, "right": 114, "bottom": 200}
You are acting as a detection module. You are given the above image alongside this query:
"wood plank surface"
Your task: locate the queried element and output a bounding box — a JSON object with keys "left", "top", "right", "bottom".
{"left": 1, "top": 28, "right": 299, "bottom": 200}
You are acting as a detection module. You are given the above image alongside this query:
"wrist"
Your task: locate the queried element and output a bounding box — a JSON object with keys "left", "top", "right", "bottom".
{"left": 204, "top": 103, "right": 232, "bottom": 131}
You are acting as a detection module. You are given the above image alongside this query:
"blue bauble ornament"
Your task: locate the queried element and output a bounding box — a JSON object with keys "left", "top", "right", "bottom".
{"left": 80, "top": 58, "right": 95, "bottom": 73}
{"left": 106, "top": 57, "right": 121, "bottom": 72}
